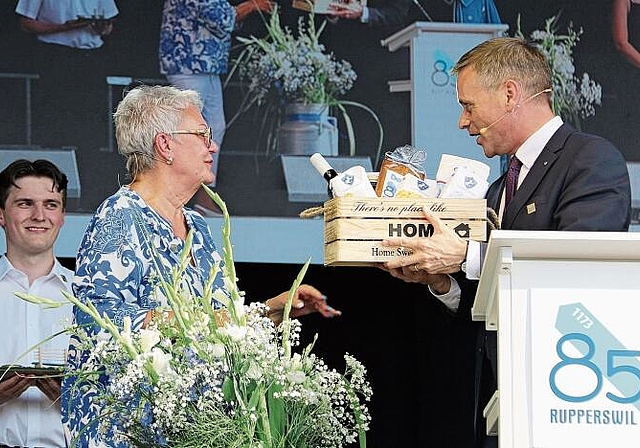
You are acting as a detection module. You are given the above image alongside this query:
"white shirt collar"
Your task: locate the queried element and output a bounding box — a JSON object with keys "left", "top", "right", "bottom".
{"left": 0, "top": 255, "right": 72, "bottom": 287}
{"left": 514, "top": 116, "right": 563, "bottom": 169}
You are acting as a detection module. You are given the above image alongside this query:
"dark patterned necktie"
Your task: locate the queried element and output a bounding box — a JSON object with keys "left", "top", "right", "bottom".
{"left": 504, "top": 156, "right": 523, "bottom": 208}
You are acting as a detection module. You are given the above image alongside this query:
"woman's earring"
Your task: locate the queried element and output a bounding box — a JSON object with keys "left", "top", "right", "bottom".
{"left": 166, "top": 157, "right": 173, "bottom": 165}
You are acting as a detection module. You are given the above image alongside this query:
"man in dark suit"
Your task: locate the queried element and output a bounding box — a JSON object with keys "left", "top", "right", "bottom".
{"left": 379, "top": 37, "right": 631, "bottom": 448}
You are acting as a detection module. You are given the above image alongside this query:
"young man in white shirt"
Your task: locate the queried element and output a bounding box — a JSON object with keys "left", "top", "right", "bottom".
{"left": 0, "top": 159, "right": 73, "bottom": 448}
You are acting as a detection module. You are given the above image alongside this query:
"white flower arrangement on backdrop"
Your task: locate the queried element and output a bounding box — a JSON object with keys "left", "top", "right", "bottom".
{"left": 228, "top": 7, "right": 383, "bottom": 161}
{"left": 517, "top": 14, "right": 602, "bottom": 129}
{"left": 235, "top": 9, "right": 356, "bottom": 109}
{"left": 18, "top": 187, "right": 371, "bottom": 448}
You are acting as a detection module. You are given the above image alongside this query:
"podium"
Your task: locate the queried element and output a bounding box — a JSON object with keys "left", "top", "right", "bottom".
{"left": 472, "top": 230, "right": 640, "bottom": 447}
{"left": 381, "top": 22, "right": 508, "bottom": 180}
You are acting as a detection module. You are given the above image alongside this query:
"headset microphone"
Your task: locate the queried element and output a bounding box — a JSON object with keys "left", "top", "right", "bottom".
{"left": 479, "top": 109, "right": 511, "bottom": 136}
{"left": 477, "top": 88, "right": 552, "bottom": 136}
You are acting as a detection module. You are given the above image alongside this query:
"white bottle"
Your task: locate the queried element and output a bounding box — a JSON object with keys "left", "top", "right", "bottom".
{"left": 310, "top": 153, "right": 339, "bottom": 198}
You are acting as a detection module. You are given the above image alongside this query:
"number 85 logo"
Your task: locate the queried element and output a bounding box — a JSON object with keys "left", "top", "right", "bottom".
{"left": 549, "top": 333, "right": 640, "bottom": 404}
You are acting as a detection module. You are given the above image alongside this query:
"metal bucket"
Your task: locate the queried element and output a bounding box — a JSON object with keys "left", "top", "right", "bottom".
{"left": 277, "top": 103, "right": 338, "bottom": 156}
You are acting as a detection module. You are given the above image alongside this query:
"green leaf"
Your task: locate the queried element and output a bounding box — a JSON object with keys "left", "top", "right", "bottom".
{"left": 248, "top": 385, "right": 262, "bottom": 410}
{"left": 336, "top": 100, "right": 384, "bottom": 165}
{"left": 267, "top": 386, "right": 286, "bottom": 439}
{"left": 222, "top": 376, "right": 235, "bottom": 402}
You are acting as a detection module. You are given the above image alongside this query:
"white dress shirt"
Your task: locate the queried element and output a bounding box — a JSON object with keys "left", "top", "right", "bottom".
{"left": 0, "top": 255, "right": 73, "bottom": 448}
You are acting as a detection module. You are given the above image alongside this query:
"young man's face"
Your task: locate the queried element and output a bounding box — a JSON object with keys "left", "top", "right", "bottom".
{"left": 0, "top": 176, "right": 65, "bottom": 257}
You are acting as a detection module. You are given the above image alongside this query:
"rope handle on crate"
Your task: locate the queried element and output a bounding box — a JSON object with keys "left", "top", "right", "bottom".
{"left": 486, "top": 207, "right": 499, "bottom": 231}
{"left": 299, "top": 205, "right": 324, "bottom": 219}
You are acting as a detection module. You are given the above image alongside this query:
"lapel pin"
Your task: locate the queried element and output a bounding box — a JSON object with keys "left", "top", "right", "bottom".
{"left": 527, "top": 203, "right": 536, "bottom": 214}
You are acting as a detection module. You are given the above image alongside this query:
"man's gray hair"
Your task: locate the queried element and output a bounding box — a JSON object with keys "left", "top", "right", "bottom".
{"left": 453, "top": 37, "right": 552, "bottom": 98}
{"left": 114, "top": 85, "right": 202, "bottom": 178}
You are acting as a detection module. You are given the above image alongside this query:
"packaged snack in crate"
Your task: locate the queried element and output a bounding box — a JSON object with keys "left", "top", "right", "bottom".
{"left": 396, "top": 173, "right": 439, "bottom": 198}
{"left": 331, "top": 165, "right": 377, "bottom": 198}
{"left": 436, "top": 154, "right": 490, "bottom": 199}
{"left": 375, "top": 145, "right": 427, "bottom": 197}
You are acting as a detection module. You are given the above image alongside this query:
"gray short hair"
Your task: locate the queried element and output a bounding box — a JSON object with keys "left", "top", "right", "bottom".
{"left": 453, "top": 37, "right": 552, "bottom": 99}
{"left": 114, "top": 85, "right": 202, "bottom": 178}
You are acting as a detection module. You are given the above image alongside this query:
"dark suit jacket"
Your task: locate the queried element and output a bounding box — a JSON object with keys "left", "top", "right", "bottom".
{"left": 454, "top": 123, "right": 632, "bottom": 447}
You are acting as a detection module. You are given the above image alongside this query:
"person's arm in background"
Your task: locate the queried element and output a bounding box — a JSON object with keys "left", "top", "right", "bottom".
{"left": 17, "top": 15, "right": 92, "bottom": 35}
{"left": 612, "top": 0, "right": 640, "bottom": 69}
{"left": 235, "top": 0, "right": 273, "bottom": 23}
{"left": 329, "top": 0, "right": 410, "bottom": 28}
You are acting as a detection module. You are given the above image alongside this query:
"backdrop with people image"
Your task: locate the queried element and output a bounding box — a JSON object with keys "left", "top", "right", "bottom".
{"left": 2, "top": 0, "right": 636, "bottom": 216}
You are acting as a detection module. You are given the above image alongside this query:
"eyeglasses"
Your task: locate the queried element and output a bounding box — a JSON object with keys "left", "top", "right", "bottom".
{"left": 167, "top": 127, "right": 212, "bottom": 148}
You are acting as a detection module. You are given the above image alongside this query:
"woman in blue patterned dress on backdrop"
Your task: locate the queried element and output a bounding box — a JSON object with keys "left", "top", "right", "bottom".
{"left": 159, "top": 0, "right": 272, "bottom": 211}
{"left": 61, "top": 85, "right": 340, "bottom": 446}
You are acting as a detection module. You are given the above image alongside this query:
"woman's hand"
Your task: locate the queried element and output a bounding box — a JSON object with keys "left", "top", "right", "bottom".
{"left": 252, "top": 0, "right": 274, "bottom": 13}
{"left": 265, "top": 284, "right": 341, "bottom": 325}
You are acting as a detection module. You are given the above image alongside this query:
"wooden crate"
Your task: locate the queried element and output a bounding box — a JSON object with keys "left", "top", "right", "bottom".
{"left": 323, "top": 197, "right": 487, "bottom": 266}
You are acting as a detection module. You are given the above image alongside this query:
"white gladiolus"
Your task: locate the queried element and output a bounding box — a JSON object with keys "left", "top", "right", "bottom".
{"left": 121, "top": 316, "right": 133, "bottom": 347}
{"left": 218, "top": 325, "right": 246, "bottom": 341}
{"left": 96, "top": 330, "right": 112, "bottom": 343}
{"left": 287, "top": 370, "right": 306, "bottom": 384}
{"left": 246, "top": 363, "right": 263, "bottom": 380}
{"left": 123, "top": 316, "right": 132, "bottom": 333}
{"left": 139, "top": 328, "right": 161, "bottom": 353}
{"left": 151, "top": 347, "right": 172, "bottom": 376}
{"left": 209, "top": 343, "right": 225, "bottom": 358}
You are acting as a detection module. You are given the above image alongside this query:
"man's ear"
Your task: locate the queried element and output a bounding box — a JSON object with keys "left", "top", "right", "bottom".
{"left": 0, "top": 208, "right": 5, "bottom": 228}
{"left": 504, "top": 79, "right": 521, "bottom": 111}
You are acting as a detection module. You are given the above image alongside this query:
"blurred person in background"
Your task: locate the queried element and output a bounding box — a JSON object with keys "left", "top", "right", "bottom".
{"left": 14, "top": 0, "right": 119, "bottom": 177}
{"left": 159, "top": 0, "right": 273, "bottom": 214}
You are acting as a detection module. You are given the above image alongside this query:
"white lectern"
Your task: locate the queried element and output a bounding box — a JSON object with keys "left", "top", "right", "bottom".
{"left": 473, "top": 230, "right": 640, "bottom": 448}
{"left": 381, "top": 22, "right": 508, "bottom": 179}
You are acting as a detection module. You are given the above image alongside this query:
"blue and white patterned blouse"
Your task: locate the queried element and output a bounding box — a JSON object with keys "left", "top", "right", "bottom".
{"left": 62, "top": 186, "right": 226, "bottom": 446}
{"left": 159, "top": 0, "right": 236, "bottom": 76}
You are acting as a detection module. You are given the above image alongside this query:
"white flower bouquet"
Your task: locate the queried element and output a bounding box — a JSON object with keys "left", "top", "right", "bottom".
{"left": 236, "top": 10, "right": 356, "bottom": 108}
{"left": 18, "top": 187, "right": 371, "bottom": 447}
{"left": 228, "top": 7, "right": 383, "bottom": 161}
{"left": 517, "top": 14, "right": 602, "bottom": 129}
